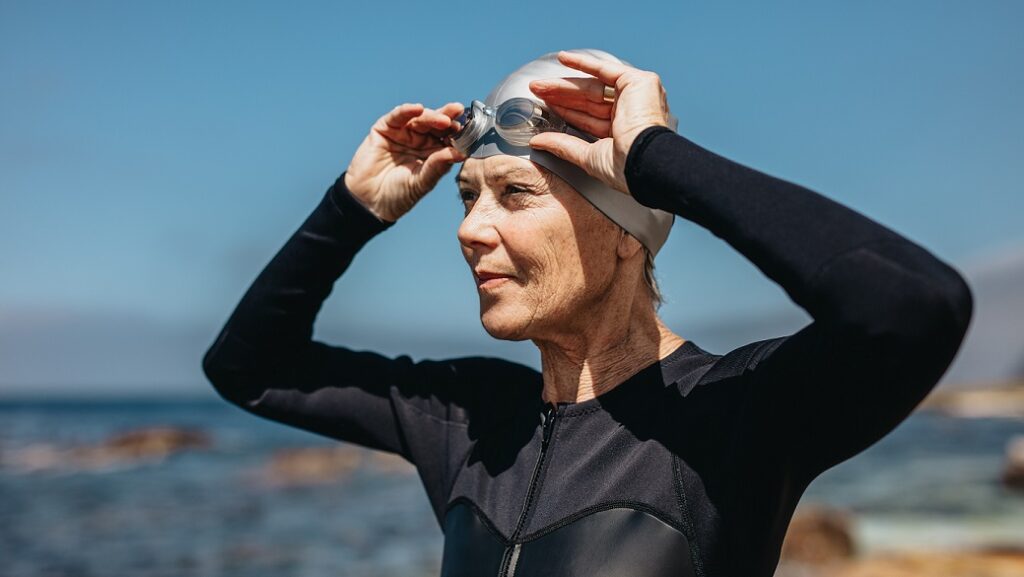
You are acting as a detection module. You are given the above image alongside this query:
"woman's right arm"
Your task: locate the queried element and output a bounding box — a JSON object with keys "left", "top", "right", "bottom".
{"left": 201, "top": 103, "right": 475, "bottom": 460}
{"left": 202, "top": 171, "right": 437, "bottom": 455}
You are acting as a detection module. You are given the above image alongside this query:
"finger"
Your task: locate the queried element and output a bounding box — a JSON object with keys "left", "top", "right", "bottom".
{"left": 547, "top": 103, "right": 611, "bottom": 138}
{"left": 437, "top": 101, "right": 465, "bottom": 119}
{"left": 528, "top": 132, "right": 592, "bottom": 169}
{"left": 529, "top": 77, "right": 608, "bottom": 104}
{"left": 417, "top": 146, "right": 463, "bottom": 188}
{"left": 379, "top": 103, "right": 425, "bottom": 130}
{"left": 556, "top": 50, "right": 631, "bottom": 87}
{"left": 531, "top": 79, "right": 613, "bottom": 119}
{"left": 430, "top": 103, "right": 469, "bottom": 139}
{"left": 538, "top": 94, "right": 613, "bottom": 121}
{"left": 407, "top": 108, "right": 458, "bottom": 135}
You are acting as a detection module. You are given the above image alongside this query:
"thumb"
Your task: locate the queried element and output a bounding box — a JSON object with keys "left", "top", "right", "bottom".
{"left": 415, "top": 146, "right": 462, "bottom": 191}
{"left": 529, "top": 132, "right": 592, "bottom": 172}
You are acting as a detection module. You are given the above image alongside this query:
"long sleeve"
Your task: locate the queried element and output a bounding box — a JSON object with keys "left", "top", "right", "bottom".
{"left": 201, "top": 173, "right": 473, "bottom": 474}
{"left": 201, "top": 172, "right": 545, "bottom": 525}
{"left": 624, "top": 125, "right": 973, "bottom": 479}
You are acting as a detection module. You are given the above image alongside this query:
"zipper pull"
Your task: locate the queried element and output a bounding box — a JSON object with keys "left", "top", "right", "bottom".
{"left": 541, "top": 404, "right": 557, "bottom": 448}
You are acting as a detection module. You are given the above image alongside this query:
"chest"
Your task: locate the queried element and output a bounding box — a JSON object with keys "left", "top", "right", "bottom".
{"left": 439, "top": 407, "right": 710, "bottom": 577}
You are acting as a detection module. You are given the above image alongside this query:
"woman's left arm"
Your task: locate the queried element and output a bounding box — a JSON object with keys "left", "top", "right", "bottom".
{"left": 623, "top": 124, "right": 972, "bottom": 478}
{"left": 528, "top": 51, "right": 974, "bottom": 479}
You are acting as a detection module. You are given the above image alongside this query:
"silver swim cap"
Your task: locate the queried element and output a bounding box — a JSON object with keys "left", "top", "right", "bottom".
{"left": 460, "top": 48, "right": 676, "bottom": 256}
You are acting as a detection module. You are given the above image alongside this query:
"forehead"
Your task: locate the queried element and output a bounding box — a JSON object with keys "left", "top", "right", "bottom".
{"left": 455, "top": 155, "right": 544, "bottom": 186}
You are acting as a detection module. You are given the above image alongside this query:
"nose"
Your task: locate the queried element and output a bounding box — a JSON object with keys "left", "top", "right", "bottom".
{"left": 457, "top": 195, "right": 503, "bottom": 254}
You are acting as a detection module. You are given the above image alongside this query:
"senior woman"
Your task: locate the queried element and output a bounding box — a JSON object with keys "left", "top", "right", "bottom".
{"left": 202, "top": 49, "right": 973, "bottom": 577}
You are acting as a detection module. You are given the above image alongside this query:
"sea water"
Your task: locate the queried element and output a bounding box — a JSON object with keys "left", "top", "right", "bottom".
{"left": 1, "top": 398, "right": 1022, "bottom": 576}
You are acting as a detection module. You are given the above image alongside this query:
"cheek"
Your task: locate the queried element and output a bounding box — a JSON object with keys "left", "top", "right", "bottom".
{"left": 505, "top": 209, "right": 587, "bottom": 301}
{"left": 575, "top": 226, "right": 616, "bottom": 281}
{"left": 556, "top": 214, "right": 621, "bottom": 306}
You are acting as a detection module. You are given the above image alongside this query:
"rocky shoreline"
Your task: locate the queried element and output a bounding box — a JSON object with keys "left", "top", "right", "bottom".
{"left": 0, "top": 425, "right": 416, "bottom": 484}
{"left": 1, "top": 399, "right": 1020, "bottom": 576}
{"left": 778, "top": 505, "right": 1024, "bottom": 577}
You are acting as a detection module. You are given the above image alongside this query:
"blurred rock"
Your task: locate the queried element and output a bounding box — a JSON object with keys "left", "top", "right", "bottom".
{"left": 259, "top": 445, "right": 364, "bottom": 488}
{"left": 780, "top": 504, "right": 858, "bottom": 566}
{"left": 824, "top": 546, "right": 1024, "bottom": 577}
{"left": 94, "top": 426, "right": 209, "bottom": 456}
{"left": 0, "top": 426, "right": 211, "bottom": 472}
{"left": 1, "top": 442, "right": 65, "bottom": 472}
{"left": 1001, "top": 435, "right": 1024, "bottom": 491}
{"left": 67, "top": 426, "right": 211, "bottom": 468}
{"left": 921, "top": 382, "right": 1024, "bottom": 418}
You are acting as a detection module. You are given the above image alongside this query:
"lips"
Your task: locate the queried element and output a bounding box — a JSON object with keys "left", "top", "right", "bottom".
{"left": 474, "top": 270, "right": 516, "bottom": 286}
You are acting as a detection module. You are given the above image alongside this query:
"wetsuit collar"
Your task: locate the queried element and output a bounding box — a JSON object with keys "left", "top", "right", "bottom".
{"left": 533, "top": 339, "right": 714, "bottom": 417}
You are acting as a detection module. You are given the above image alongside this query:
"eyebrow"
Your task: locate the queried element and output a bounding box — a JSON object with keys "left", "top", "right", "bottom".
{"left": 455, "top": 166, "right": 540, "bottom": 203}
{"left": 455, "top": 166, "right": 535, "bottom": 187}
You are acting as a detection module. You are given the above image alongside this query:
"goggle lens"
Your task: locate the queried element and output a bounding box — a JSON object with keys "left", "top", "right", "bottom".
{"left": 444, "top": 97, "right": 593, "bottom": 153}
{"left": 495, "top": 98, "right": 562, "bottom": 146}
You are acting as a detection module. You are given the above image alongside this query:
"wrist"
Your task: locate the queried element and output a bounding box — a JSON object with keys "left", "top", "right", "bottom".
{"left": 340, "top": 172, "right": 395, "bottom": 224}
{"left": 623, "top": 125, "right": 677, "bottom": 206}
{"left": 332, "top": 172, "right": 397, "bottom": 228}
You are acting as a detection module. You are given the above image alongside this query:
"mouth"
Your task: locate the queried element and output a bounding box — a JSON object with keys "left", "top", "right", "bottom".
{"left": 475, "top": 270, "right": 516, "bottom": 288}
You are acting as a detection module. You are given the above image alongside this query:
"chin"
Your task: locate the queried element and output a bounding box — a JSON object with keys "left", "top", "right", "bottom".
{"left": 478, "top": 302, "right": 533, "bottom": 342}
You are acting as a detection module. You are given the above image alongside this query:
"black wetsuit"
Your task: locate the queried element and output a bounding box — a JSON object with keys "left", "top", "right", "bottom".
{"left": 202, "top": 125, "right": 973, "bottom": 577}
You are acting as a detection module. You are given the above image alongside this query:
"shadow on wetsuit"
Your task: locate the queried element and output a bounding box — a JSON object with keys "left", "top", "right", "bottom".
{"left": 202, "top": 125, "right": 973, "bottom": 577}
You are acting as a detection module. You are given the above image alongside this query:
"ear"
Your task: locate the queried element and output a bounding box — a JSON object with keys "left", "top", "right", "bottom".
{"left": 616, "top": 228, "right": 644, "bottom": 261}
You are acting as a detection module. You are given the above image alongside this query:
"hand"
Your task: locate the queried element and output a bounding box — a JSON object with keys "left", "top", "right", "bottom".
{"left": 344, "top": 102, "right": 468, "bottom": 223}
{"left": 527, "top": 51, "right": 673, "bottom": 196}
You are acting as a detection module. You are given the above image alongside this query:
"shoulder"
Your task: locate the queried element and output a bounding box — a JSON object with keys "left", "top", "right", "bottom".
{"left": 688, "top": 336, "right": 789, "bottom": 391}
{"left": 423, "top": 354, "right": 543, "bottom": 425}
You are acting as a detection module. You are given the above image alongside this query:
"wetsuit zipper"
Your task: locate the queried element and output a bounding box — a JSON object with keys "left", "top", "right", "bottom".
{"left": 498, "top": 403, "right": 558, "bottom": 577}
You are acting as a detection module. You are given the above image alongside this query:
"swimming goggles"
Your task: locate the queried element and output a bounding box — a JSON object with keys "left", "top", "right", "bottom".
{"left": 444, "top": 98, "right": 599, "bottom": 155}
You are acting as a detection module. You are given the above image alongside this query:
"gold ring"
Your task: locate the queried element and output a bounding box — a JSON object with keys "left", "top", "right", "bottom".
{"left": 602, "top": 85, "right": 616, "bottom": 103}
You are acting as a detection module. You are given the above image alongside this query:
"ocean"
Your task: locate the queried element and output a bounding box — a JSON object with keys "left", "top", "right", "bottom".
{"left": 1, "top": 398, "right": 1022, "bottom": 577}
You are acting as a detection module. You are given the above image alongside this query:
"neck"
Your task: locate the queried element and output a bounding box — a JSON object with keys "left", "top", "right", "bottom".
{"left": 532, "top": 290, "right": 686, "bottom": 407}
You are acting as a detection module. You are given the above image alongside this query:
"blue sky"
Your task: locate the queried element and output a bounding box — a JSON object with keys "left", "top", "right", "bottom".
{"left": 1, "top": 1, "right": 1022, "bottom": 395}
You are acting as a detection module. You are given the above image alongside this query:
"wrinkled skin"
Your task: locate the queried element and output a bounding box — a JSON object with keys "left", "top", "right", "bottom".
{"left": 342, "top": 50, "right": 685, "bottom": 405}
{"left": 455, "top": 155, "right": 643, "bottom": 343}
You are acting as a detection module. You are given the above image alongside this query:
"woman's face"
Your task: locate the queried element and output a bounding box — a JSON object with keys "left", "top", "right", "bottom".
{"left": 456, "top": 155, "right": 625, "bottom": 341}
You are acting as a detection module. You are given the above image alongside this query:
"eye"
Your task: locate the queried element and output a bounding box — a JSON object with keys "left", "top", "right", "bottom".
{"left": 458, "top": 185, "right": 528, "bottom": 208}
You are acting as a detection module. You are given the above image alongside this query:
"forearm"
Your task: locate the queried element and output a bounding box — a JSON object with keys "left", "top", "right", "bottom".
{"left": 201, "top": 172, "right": 394, "bottom": 397}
